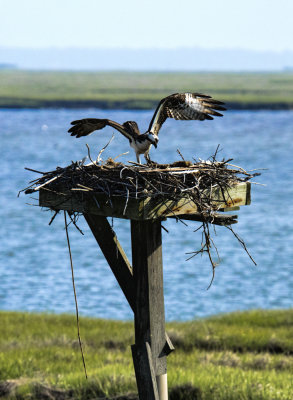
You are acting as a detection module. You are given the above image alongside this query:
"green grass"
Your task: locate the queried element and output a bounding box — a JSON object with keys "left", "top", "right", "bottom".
{"left": 0, "top": 70, "right": 293, "bottom": 109}
{"left": 1, "top": 310, "right": 293, "bottom": 399}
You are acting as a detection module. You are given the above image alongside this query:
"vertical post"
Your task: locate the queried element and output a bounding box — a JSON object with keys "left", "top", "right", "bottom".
{"left": 131, "top": 219, "right": 168, "bottom": 400}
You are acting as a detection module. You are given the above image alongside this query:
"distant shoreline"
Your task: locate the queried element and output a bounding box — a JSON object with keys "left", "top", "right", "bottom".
{"left": 1, "top": 70, "right": 293, "bottom": 111}
{"left": 1, "top": 99, "right": 293, "bottom": 110}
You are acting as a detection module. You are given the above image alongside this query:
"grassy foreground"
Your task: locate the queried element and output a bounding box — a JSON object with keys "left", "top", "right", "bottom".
{"left": 0, "top": 70, "right": 293, "bottom": 109}
{"left": 1, "top": 310, "right": 293, "bottom": 399}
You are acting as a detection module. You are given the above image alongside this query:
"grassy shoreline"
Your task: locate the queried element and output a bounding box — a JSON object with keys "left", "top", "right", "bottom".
{"left": 1, "top": 70, "right": 293, "bottom": 110}
{"left": 1, "top": 309, "right": 293, "bottom": 399}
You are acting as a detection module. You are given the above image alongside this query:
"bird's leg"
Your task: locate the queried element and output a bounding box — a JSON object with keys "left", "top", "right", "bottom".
{"left": 136, "top": 153, "right": 141, "bottom": 164}
{"left": 144, "top": 150, "right": 153, "bottom": 166}
{"left": 145, "top": 153, "right": 151, "bottom": 164}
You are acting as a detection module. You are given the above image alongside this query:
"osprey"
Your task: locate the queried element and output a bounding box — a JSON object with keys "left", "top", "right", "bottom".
{"left": 68, "top": 92, "right": 226, "bottom": 164}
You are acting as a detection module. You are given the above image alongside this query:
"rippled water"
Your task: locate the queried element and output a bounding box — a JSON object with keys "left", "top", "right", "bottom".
{"left": 0, "top": 108, "right": 292, "bottom": 321}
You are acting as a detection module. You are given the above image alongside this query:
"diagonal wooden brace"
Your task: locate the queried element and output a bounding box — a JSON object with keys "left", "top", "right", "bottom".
{"left": 84, "top": 213, "right": 135, "bottom": 308}
{"left": 83, "top": 213, "right": 174, "bottom": 356}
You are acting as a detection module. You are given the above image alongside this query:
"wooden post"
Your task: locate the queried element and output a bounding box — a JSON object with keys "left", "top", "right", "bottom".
{"left": 131, "top": 219, "right": 167, "bottom": 400}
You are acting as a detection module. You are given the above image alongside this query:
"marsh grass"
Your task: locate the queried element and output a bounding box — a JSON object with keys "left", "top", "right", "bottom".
{"left": 1, "top": 310, "right": 293, "bottom": 399}
{"left": 1, "top": 70, "right": 293, "bottom": 109}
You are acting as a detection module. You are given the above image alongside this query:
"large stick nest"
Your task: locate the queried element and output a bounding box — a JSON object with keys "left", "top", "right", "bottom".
{"left": 23, "top": 158, "right": 257, "bottom": 208}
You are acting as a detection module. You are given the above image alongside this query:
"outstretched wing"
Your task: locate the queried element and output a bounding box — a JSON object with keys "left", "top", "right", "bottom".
{"left": 68, "top": 118, "right": 135, "bottom": 141}
{"left": 148, "top": 93, "right": 226, "bottom": 135}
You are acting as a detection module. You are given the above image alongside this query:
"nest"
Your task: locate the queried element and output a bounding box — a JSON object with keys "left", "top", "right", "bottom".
{"left": 22, "top": 153, "right": 259, "bottom": 287}
{"left": 24, "top": 158, "right": 256, "bottom": 205}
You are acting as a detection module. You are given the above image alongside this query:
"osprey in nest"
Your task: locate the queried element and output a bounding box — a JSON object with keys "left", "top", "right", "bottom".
{"left": 68, "top": 92, "right": 226, "bottom": 164}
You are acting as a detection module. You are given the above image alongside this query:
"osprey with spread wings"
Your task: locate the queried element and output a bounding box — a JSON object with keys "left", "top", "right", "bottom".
{"left": 68, "top": 92, "right": 226, "bottom": 164}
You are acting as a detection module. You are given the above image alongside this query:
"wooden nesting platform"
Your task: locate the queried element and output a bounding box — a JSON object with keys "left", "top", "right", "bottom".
{"left": 37, "top": 161, "right": 252, "bottom": 225}
{"left": 39, "top": 181, "right": 250, "bottom": 220}
{"left": 27, "top": 159, "right": 256, "bottom": 399}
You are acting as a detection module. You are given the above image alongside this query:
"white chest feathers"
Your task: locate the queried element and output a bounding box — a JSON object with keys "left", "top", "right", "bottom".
{"left": 130, "top": 138, "right": 152, "bottom": 154}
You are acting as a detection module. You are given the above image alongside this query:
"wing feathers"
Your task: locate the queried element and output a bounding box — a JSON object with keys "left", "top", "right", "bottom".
{"left": 204, "top": 109, "right": 223, "bottom": 117}
{"left": 68, "top": 118, "right": 135, "bottom": 141}
{"left": 68, "top": 92, "right": 226, "bottom": 146}
{"left": 148, "top": 92, "right": 226, "bottom": 135}
{"left": 68, "top": 119, "right": 108, "bottom": 138}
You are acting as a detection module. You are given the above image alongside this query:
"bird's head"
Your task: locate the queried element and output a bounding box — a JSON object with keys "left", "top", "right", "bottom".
{"left": 147, "top": 133, "right": 159, "bottom": 148}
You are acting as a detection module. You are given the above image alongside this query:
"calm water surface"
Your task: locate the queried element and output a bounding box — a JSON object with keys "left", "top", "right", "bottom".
{"left": 0, "top": 108, "right": 292, "bottom": 321}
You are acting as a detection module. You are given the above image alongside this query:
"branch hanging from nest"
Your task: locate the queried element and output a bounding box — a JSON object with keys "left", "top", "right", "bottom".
{"left": 64, "top": 211, "right": 88, "bottom": 379}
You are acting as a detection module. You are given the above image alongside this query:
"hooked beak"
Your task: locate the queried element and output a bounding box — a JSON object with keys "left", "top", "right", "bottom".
{"left": 147, "top": 133, "right": 159, "bottom": 148}
{"left": 153, "top": 137, "right": 159, "bottom": 148}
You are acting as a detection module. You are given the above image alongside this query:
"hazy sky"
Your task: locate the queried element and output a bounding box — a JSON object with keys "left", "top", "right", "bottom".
{"left": 1, "top": 0, "right": 293, "bottom": 51}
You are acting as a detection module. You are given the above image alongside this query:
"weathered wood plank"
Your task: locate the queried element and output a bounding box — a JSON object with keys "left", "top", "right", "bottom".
{"left": 131, "top": 220, "right": 167, "bottom": 377}
{"left": 131, "top": 342, "right": 160, "bottom": 400}
{"left": 169, "top": 212, "right": 238, "bottom": 225}
{"left": 39, "top": 181, "right": 250, "bottom": 221}
{"left": 219, "top": 206, "right": 240, "bottom": 212}
{"left": 40, "top": 190, "right": 142, "bottom": 219}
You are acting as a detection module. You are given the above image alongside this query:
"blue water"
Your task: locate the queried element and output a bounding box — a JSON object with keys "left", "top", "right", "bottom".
{"left": 0, "top": 108, "right": 292, "bottom": 321}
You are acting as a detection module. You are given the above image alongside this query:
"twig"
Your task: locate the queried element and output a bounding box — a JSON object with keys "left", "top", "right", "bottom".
{"left": 86, "top": 144, "right": 97, "bottom": 166}
{"left": 32, "top": 175, "right": 60, "bottom": 192}
{"left": 127, "top": 161, "right": 148, "bottom": 168}
{"left": 113, "top": 151, "right": 129, "bottom": 161}
{"left": 226, "top": 225, "right": 257, "bottom": 266}
{"left": 64, "top": 211, "right": 88, "bottom": 379}
{"left": 177, "top": 148, "right": 185, "bottom": 161}
{"left": 67, "top": 212, "right": 84, "bottom": 235}
{"left": 24, "top": 167, "right": 46, "bottom": 174}
{"left": 96, "top": 133, "right": 115, "bottom": 163}
{"left": 123, "top": 188, "right": 130, "bottom": 215}
{"left": 161, "top": 224, "right": 169, "bottom": 233}
{"left": 48, "top": 211, "right": 59, "bottom": 225}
